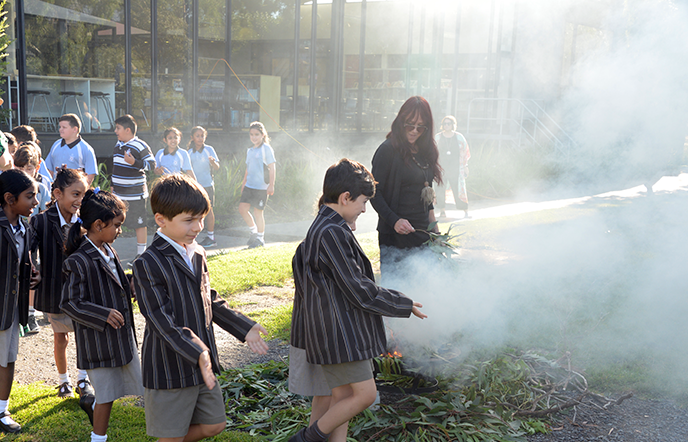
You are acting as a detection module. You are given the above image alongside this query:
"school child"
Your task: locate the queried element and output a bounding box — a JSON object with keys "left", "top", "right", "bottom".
{"left": 289, "top": 158, "right": 427, "bottom": 442}
{"left": 13, "top": 144, "right": 51, "bottom": 215}
{"left": 111, "top": 115, "right": 156, "bottom": 263}
{"left": 30, "top": 169, "right": 95, "bottom": 404}
{"left": 45, "top": 114, "right": 99, "bottom": 185}
{"left": 133, "top": 173, "right": 269, "bottom": 442}
{"left": 0, "top": 169, "right": 38, "bottom": 434}
{"left": 154, "top": 127, "right": 196, "bottom": 179}
{"left": 187, "top": 126, "right": 220, "bottom": 247}
{"left": 239, "top": 121, "right": 276, "bottom": 248}
{"left": 0, "top": 133, "right": 14, "bottom": 171}
{"left": 10, "top": 125, "right": 53, "bottom": 186}
{"left": 61, "top": 188, "right": 143, "bottom": 442}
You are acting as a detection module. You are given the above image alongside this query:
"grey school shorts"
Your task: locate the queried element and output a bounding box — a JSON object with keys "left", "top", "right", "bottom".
{"left": 144, "top": 381, "right": 226, "bottom": 438}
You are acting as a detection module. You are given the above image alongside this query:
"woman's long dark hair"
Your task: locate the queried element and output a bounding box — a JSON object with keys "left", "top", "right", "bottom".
{"left": 387, "top": 96, "right": 443, "bottom": 185}
{"left": 48, "top": 168, "right": 87, "bottom": 208}
{"left": 0, "top": 169, "right": 35, "bottom": 207}
{"left": 65, "top": 189, "right": 127, "bottom": 256}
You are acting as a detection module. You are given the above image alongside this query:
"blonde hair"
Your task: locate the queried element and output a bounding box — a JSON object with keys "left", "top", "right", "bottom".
{"left": 249, "top": 121, "right": 270, "bottom": 145}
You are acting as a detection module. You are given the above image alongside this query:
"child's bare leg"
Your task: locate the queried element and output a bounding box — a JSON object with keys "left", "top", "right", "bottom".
{"left": 253, "top": 208, "right": 265, "bottom": 233}
{"left": 92, "top": 402, "right": 113, "bottom": 436}
{"left": 54, "top": 332, "right": 69, "bottom": 375}
{"left": 317, "top": 378, "right": 376, "bottom": 434}
{"left": 204, "top": 207, "right": 215, "bottom": 232}
{"left": 239, "top": 202, "right": 255, "bottom": 228}
{"left": 0, "top": 363, "right": 15, "bottom": 400}
{"left": 156, "top": 422, "right": 225, "bottom": 442}
{"left": 310, "top": 396, "right": 347, "bottom": 442}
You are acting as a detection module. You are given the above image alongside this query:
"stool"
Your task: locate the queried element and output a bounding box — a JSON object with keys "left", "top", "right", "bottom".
{"left": 59, "top": 91, "right": 85, "bottom": 128}
{"left": 90, "top": 91, "right": 115, "bottom": 131}
{"left": 27, "top": 90, "right": 56, "bottom": 131}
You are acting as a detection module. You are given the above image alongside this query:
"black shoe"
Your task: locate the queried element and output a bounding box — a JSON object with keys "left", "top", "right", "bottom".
{"left": 57, "top": 381, "right": 74, "bottom": 398}
{"left": 199, "top": 236, "right": 217, "bottom": 247}
{"left": 26, "top": 315, "right": 40, "bottom": 334}
{"left": 248, "top": 236, "right": 265, "bottom": 249}
{"left": 288, "top": 428, "right": 307, "bottom": 442}
{"left": 0, "top": 411, "right": 21, "bottom": 434}
{"left": 247, "top": 232, "right": 259, "bottom": 246}
{"left": 79, "top": 394, "right": 95, "bottom": 425}
{"left": 77, "top": 379, "right": 95, "bottom": 397}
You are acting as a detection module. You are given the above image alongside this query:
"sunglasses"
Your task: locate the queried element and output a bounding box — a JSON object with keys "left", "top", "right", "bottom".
{"left": 404, "top": 124, "right": 427, "bottom": 134}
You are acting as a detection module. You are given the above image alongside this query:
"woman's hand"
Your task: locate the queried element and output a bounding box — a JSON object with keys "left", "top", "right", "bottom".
{"left": 394, "top": 219, "right": 415, "bottom": 235}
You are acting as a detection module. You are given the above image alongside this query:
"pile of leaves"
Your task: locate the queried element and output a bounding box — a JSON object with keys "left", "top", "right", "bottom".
{"left": 218, "top": 350, "right": 628, "bottom": 442}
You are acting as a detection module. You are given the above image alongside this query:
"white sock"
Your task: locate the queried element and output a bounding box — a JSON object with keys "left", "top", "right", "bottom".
{"left": 257, "top": 232, "right": 264, "bottom": 240}
{"left": 29, "top": 307, "right": 36, "bottom": 316}
{"left": 207, "top": 231, "right": 214, "bottom": 240}
{"left": 93, "top": 398, "right": 96, "bottom": 410}
{"left": 91, "top": 431, "right": 107, "bottom": 442}
{"left": 77, "top": 370, "right": 89, "bottom": 383}
{"left": 58, "top": 372, "right": 70, "bottom": 385}
{"left": 249, "top": 225, "right": 258, "bottom": 234}
{"left": 137, "top": 243, "right": 146, "bottom": 255}
{"left": 0, "top": 399, "right": 7, "bottom": 414}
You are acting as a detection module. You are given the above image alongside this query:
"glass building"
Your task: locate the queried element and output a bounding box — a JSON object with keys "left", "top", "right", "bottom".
{"left": 0, "top": 0, "right": 608, "bottom": 156}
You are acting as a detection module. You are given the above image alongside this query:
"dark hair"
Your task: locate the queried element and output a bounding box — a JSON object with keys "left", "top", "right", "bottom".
{"left": 188, "top": 126, "right": 207, "bottom": 151}
{"left": 49, "top": 168, "right": 88, "bottom": 208}
{"left": 65, "top": 189, "right": 127, "bottom": 256}
{"left": 4, "top": 132, "right": 17, "bottom": 151}
{"left": 162, "top": 127, "right": 182, "bottom": 153}
{"left": 387, "top": 96, "right": 442, "bottom": 185}
{"left": 114, "top": 114, "right": 137, "bottom": 135}
{"left": 10, "top": 125, "right": 38, "bottom": 144}
{"left": 58, "top": 114, "right": 82, "bottom": 131}
{"left": 318, "top": 158, "right": 376, "bottom": 207}
{"left": 13, "top": 145, "right": 40, "bottom": 168}
{"left": 150, "top": 173, "right": 210, "bottom": 219}
{"left": 0, "top": 169, "right": 36, "bottom": 207}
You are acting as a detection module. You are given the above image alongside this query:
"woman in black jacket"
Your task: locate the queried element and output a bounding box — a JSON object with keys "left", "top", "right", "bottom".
{"left": 370, "top": 96, "right": 442, "bottom": 274}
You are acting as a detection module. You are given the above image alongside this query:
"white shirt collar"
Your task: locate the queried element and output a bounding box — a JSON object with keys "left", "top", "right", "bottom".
{"left": 56, "top": 203, "right": 79, "bottom": 227}
{"left": 85, "top": 236, "right": 114, "bottom": 263}
{"left": 11, "top": 220, "right": 26, "bottom": 237}
{"left": 157, "top": 229, "right": 197, "bottom": 271}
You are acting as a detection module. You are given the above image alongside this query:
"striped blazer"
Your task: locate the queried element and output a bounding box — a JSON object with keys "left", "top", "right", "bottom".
{"left": 290, "top": 205, "right": 414, "bottom": 365}
{"left": 61, "top": 240, "right": 138, "bottom": 370}
{"left": 133, "top": 234, "right": 256, "bottom": 390}
{"left": 0, "top": 208, "right": 32, "bottom": 330}
{"left": 30, "top": 205, "right": 67, "bottom": 314}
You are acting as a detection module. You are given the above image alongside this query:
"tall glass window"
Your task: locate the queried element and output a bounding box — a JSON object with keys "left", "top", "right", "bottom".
{"left": 24, "top": 0, "right": 125, "bottom": 133}
{"left": 131, "top": 0, "right": 152, "bottom": 132}
{"left": 230, "top": 0, "right": 295, "bottom": 133}
{"left": 196, "top": 0, "right": 227, "bottom": 132}
{"left": 340, "top": 0, "right": 361, "bottom": 131}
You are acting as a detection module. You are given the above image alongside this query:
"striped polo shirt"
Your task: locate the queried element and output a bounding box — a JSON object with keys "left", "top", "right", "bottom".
{"left": 112, "top": 136, "right": 156, "bottom": 200}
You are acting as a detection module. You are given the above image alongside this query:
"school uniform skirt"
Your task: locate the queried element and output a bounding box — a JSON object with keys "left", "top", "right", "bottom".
{"left": 87, "top": 332, "right": 143, "bottom": 403}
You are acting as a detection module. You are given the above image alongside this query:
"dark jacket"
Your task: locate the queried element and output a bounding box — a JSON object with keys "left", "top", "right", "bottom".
{"left": 290, "top": 205, "right": 414, "bottom": 365}
{"left": 0, "top": 208, "right": 32, "bottom": 330}
{"left": 133, "top": 234, "right": 256, "bottom": 389}
{"left": 30, "top": 205, "right": 67, "bottom": 314}
{"left": 61, "top": 240, "right": 138, "bottom": 370}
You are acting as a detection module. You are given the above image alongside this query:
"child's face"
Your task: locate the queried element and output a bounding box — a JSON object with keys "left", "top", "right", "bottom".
{"left": 341, "top": 194, "right": 369, "bottom": 225}
{"left": 9, "top": 184, "right": 39, "bottom": 217}
{"left": 16, "top": 163, "right": 38, "bottom": 178}
{"left": 54, "top": 180, "right": 88, "bottom": 216}
{"left": 249, "top": 128, "right": 264, "bottom": 147}
{"left": 193, "top": 131, "right": 206, "bottom": 147}
{"left": 58, "top": 121, "right": 79, "bottom": 141}
{"left": 155, "top": 211, "right": 204, "bottom": 245}
{"left": 165, "top": 132, "right": 180, "bottom": 150}
{"left": 114, "top": 124, "right": 134, "bottom": 142}
{"left": 93, "top": 213, "right": 125, "bottom": 245}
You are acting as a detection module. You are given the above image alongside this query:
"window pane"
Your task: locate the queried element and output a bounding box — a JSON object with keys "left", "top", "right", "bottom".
{"left": 197, "top": 0, "right": 227, "bottom": 131}
{"left": 131, "top": 0, "right": 152, "bottom": 132}
{"left": 24, "top": 0, "right": 125, "bottom": 133}
{"left": 340, "top": 0, "right": 361, "bottom": 131}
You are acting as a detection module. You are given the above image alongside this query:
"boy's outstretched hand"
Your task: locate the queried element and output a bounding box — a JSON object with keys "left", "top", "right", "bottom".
{"left": 411, "top": 302, "right": 427, "bottom": 319}
{"left": 199, "top": 350, "right": 217, "bottom": 390}
{"left": 245, "top": 323, "right": 269, "bottom": 355}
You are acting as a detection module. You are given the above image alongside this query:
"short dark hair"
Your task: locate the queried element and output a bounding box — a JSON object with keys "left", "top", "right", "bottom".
{"left": 319, "top": 158, "right": 376, "bottom": 207}
{"left": 114, "top": 114, "right": 137, "bottom": 135}
{"left": 150, "top": 173, "right": 210, "bottom": 219}
{"left": 13, "top": 145, "right": 40, "bottom": 168}
{"left": 65, "top": 189, "right": 127, "bottom": 256}
{"left": 0, "top": 169, "right": 36, "bottom": 207}
{"left": 10, "top": 125, "right": 38, "bottom": 144}
{"left": 58, "top": 114, "right": 82, "bottom": 131}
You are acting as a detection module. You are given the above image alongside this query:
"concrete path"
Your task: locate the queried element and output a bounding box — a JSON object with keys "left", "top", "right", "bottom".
{"left": 113, "top": 172, "right": 688, "bottom": 264}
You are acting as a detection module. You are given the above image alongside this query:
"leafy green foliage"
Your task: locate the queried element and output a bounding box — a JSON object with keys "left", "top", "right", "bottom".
{"left": 91, "top": 162, "right": 112, "bottom": 192}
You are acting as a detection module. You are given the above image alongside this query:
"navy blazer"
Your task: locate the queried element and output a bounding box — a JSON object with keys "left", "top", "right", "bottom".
{"left": 133, "top": 234, "right": 256, "bottom": 390}
{"left": 30, "top": 205, "right": 67, "bottom": 314}
{"left": 61, "top": 240, "right": 138, "bottom": 370}
{"left": 0, "top": 208, "right": 32, "bottom": 330}
{"left": 291, "top": 205, "right": 414, "bottom": 365}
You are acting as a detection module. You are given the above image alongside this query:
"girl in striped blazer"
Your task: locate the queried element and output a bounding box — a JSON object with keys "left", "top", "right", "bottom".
{"left": 61, "top": 188, "right": 142, "bottom": 442}
{"left": 0, "top": 170, "right": 39, "bottom": 434}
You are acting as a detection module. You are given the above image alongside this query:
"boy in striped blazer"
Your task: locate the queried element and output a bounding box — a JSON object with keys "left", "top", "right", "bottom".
{"left": 289, "top": 159, "right": 427, "bottom": 442}
{"left": 133, "top": 174, "right": 269, "bottom": 442}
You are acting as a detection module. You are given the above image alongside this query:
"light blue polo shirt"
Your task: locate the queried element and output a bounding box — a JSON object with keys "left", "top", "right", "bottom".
{"left": 245, "top": 143, "right": 275, "bottom": 190}
{"left": 155, "top": 147, "right": 192, "bottom": 175}
{"left": 188, "top": 145, "right": 219, "bottom": 188}
{"left": 44, "top": 137, "right": 98, "bottom": 176}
